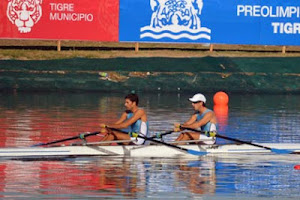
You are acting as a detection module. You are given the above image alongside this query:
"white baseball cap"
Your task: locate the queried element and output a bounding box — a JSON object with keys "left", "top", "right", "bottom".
{"left": 189, "top": 93, "right": 206, "bottom": 103}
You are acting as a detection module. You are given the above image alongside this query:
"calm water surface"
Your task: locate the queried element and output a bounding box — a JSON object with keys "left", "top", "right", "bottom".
{"left": 0, "top": 92, "right": 300, "bottom": 199}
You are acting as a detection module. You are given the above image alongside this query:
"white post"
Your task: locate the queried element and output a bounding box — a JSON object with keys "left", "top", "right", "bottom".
{"left": 282, "top": 46, "right": 286, "bottom": 54}
{"left": 57, "top": 40, "right": 61, "bottom": 52}
{"left": 135, "top": 42, "right": 139, "bottom": 52}
{"left": 209, "top": 44, "right": 214, "bottom": 52}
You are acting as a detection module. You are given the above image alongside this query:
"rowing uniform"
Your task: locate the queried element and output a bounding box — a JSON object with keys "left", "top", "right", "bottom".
{"left": 195, "top": 108, "right": 217, "bottom": 145}
{"left": 126, "top": 110, "right": 149, "bottom": 145}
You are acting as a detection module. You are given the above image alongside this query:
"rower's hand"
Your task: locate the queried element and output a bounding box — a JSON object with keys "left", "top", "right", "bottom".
{"left": 100, "top": 123, "right": 107, "bottom": 133}
{"left": 174, "top": 123, "right": 182, "bottom": 132}
{"left": 100, "top": 123, "right": 107, "bottom": 128}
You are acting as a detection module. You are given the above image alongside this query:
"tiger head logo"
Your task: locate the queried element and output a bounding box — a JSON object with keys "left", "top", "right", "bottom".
{"left": 6, "top": 0, "right": 43, "bottom": 33}
{"left": 150, "top": 0, "right": 203, "bottom": 29}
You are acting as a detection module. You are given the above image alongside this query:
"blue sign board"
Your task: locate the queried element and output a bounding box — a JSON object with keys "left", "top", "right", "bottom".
{"left": 119, "top": 0, "right": 300, "bottom": 45}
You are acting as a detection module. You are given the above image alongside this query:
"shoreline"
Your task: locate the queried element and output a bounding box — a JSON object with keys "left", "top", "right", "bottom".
{"left": 1, "top": 56, "right": 299, "bottom": 94}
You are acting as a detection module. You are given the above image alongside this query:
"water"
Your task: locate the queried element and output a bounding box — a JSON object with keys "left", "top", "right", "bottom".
{"left": 0, "top": 92, "right": 300, "bottom": 199}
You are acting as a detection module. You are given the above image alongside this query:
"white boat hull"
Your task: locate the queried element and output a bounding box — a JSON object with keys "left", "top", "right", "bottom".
{"left": 1, "top": 143, "right": 300, "bottom": 158}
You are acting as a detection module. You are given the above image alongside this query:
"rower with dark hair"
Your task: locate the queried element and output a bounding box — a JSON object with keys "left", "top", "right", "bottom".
{"left": 99, "top": 93, "right": 149, "bottom": 145}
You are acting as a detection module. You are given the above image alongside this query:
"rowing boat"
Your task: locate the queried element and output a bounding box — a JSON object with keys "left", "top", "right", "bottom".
{"left": 1, "top": 143, "right": 300, "bottom": 159}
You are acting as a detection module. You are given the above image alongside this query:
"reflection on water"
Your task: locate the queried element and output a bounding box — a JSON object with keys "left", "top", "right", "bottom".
{"left": 0, "top": 92, "right": 300, "bottom": 198}
{"left": 1, "top": 156, "right": 300, "bottom": 199}
{"left": 214, "top": 154, "right": 300, "bottom": 198}
{"left": 0, "top": 157, "right": 217, "bottom": 199}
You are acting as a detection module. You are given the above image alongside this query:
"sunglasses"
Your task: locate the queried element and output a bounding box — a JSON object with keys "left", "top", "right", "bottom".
{"left": 191, "top": 101, "right": 202, "bottom": 104}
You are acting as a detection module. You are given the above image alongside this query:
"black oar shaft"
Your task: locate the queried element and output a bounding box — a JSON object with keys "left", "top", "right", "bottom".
{"left": 214, "top": 133, "right": 271, "bottom": 150}
{"left": 141, "top": 134, "right": 192, "bottom": 152}
{"left": 184, "top": 127, "right": 271, "bottom": 150}
{"left": 34, "top": 131, "right": 100, "bottom": 147}
{"left": 39, "top": 136, "right": 80, "bottom": 146}
{"left": 149, "top": 130, "right": 173, "bottom": 139}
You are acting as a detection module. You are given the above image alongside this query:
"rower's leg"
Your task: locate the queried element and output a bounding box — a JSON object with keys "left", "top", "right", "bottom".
{"left": 175, "top": 132, "right": 199, "bottom": 145}
{"left": 98, "top": 128, "right": 117, "bottom": 145}
{"left": 98, "top": 133, "right": 116, "bottom": 145}
{"left": 184, "top": 132, "right": 201, "bottom": 144}
{"left": 175, "top": 133, "right": 184, "bottom": 141}
{"left": 112, "top": 131, "right": 131, "bottom": 145}
{"left": 175, "top": 133, "right": 188, "bottom": 145}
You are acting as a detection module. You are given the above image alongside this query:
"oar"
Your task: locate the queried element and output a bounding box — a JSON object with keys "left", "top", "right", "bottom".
{"left": 183, "top": 127, "right": 293, "bottom": 154}
{"left": 107, "top": 127, "right": 207, "bottom": 156}
{"left": 31, "top": 131, "right": 101, "bottom": 147}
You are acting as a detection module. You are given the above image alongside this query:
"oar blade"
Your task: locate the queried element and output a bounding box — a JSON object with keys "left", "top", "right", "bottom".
{"left": 271, "top": 148, "right": 294, "bottom": 154}
{"left": 187, "top": 149, "right": 207, "bottom": 156}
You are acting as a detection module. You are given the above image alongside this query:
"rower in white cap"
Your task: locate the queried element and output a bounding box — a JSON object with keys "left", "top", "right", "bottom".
{"left": 174, "top": 93, "right": 217, "bottom": 145}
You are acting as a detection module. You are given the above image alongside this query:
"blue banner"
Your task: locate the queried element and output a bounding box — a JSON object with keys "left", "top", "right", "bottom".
{"left": 120, "top": 0, "right": 300, "bottom": 45}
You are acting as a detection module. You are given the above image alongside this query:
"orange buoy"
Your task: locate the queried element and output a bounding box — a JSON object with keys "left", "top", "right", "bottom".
{"left": 213, "top": 91, "right": 229, "bottom": 106}
{"left": 294, "top": 165, "right": 300, "bottom": 170}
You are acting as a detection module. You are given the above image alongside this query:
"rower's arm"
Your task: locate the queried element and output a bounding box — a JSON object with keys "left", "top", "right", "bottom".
{"left": 182, "top": 112, "right": 213, "bottom": 129}
{"left": 182, "top": 114, "right": 197, "bottom": 126}
{"left": 113, "top": 112, "right": 127, "bottom": 125}
{"left": 109, "top": 110, "right": 144, "bottom": 129}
